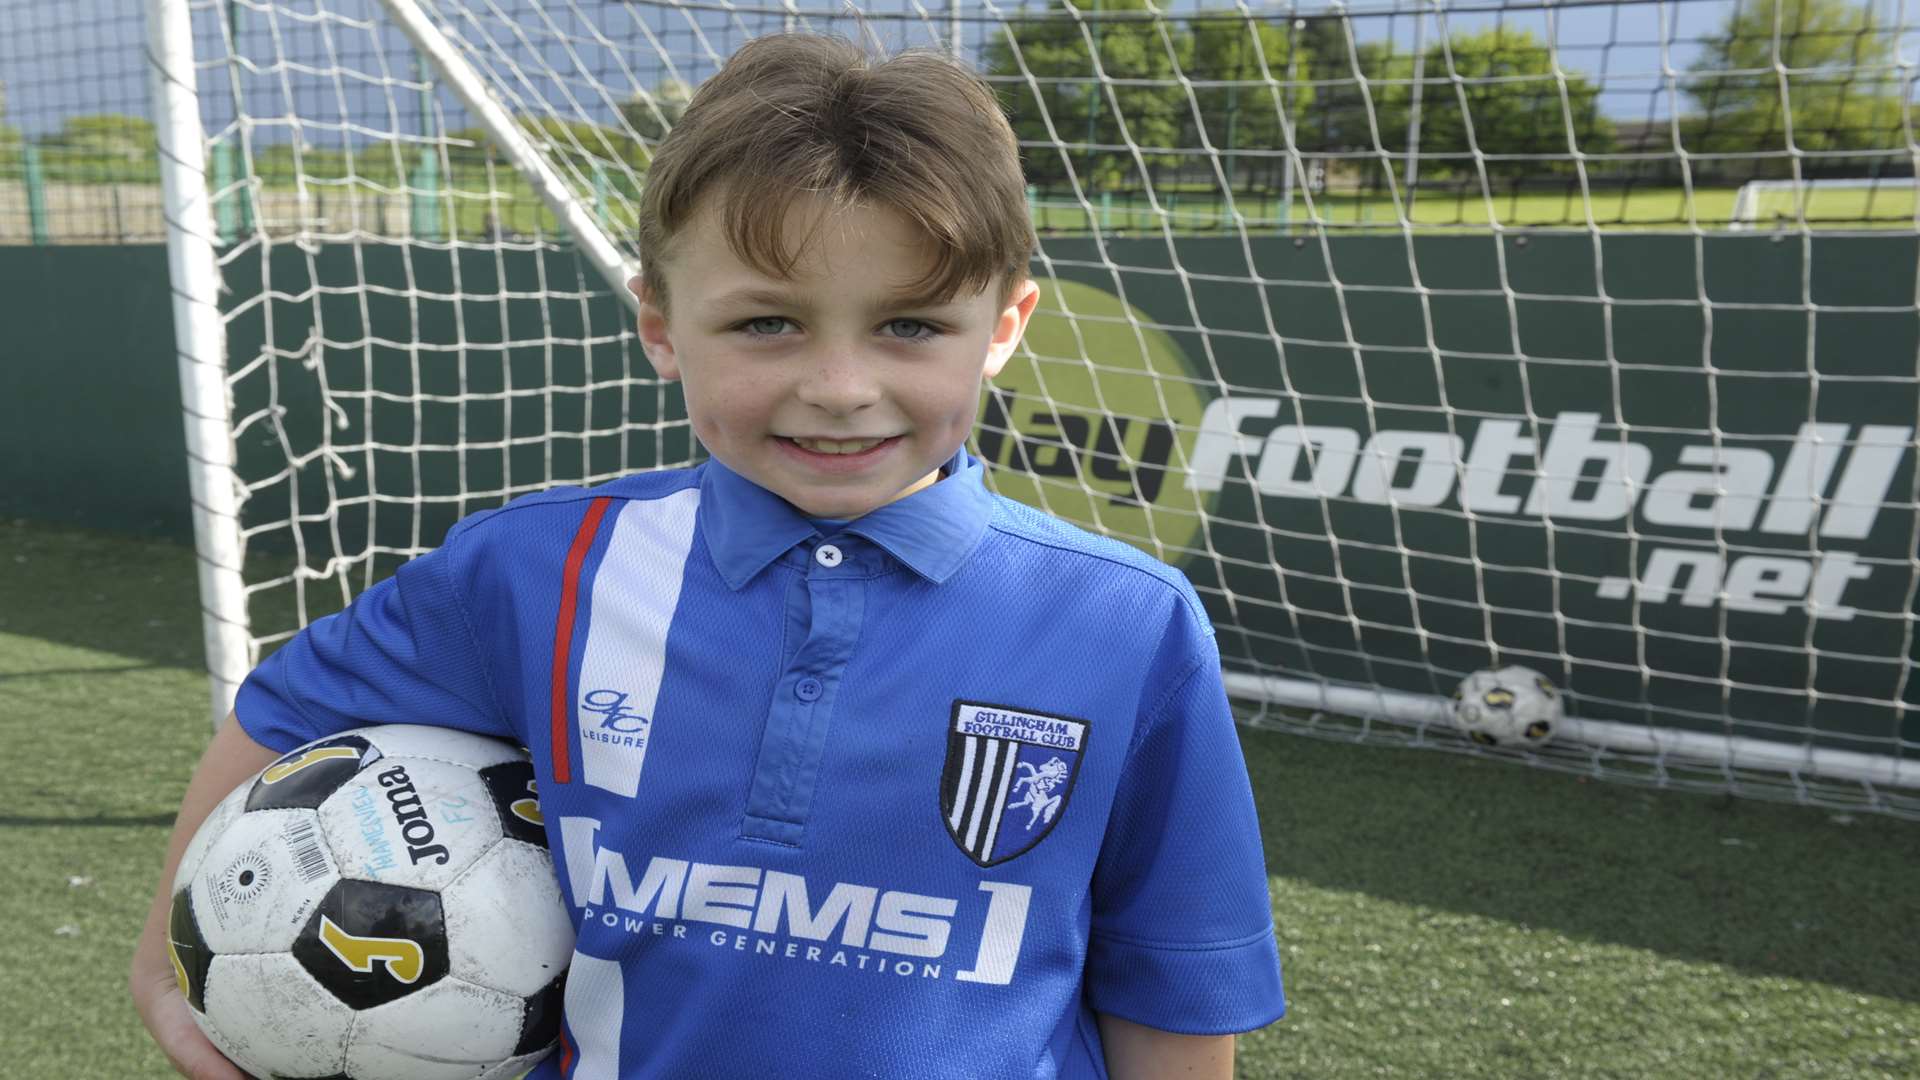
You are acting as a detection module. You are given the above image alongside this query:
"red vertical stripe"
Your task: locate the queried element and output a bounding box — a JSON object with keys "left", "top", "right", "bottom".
{"left": 560, "top": 1025, "right": 576, "bottom": 1076}
{"left": 551, "top": 496, "right": 614, "bottom": 784}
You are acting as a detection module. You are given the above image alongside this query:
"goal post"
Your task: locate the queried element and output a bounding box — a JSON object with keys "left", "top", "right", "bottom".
{"left": 146, "top": 0, "right": 251, "bottom": 724}
{"left": 1729, "top": 177, "right": 1920, "bottom": 231}
{"left": 138, "top": 0, "right": 1920, "bottom": 817}
{"left": 370, "top": 0, "right": 636, "bottom": 316}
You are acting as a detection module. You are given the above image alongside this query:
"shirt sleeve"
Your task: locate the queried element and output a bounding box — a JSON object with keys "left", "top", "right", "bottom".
{"left": 1084, "top": 607, "right": 1285, "bottom": 1035}
{"left": 234, "top": 524, "right": 515, "bottom": 753}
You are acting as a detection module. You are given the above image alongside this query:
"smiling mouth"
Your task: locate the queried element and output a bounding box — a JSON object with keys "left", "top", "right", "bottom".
{"left": 783, "top": 436, "right": 894, "bottom": 455}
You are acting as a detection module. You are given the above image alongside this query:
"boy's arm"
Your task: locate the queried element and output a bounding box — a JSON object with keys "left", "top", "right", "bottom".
{"left": 129, "top": 713, "right": 282, "bottom": 1080}
{"left": 1096, "top": 1013, "right": 1235, "bottom": 1079}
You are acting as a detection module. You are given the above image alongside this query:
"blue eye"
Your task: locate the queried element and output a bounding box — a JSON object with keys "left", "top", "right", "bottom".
{"left": 882, "top": 319, "right": 936, "bottom": 341}
{"left": 742, "top": 317, "right": 790, "bottom": 337}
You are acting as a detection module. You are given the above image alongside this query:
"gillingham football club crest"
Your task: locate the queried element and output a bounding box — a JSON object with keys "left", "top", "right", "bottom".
{"left": 941, "top": 701, "right": 1088, "bottom": 867}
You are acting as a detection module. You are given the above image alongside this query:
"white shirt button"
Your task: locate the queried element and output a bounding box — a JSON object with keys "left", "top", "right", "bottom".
{"left": 814, "top": 544, "right": 843, "bottom": 568}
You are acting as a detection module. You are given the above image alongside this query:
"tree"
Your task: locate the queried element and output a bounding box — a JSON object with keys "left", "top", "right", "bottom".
{"left": 30, "top": 114, "right": 158, "bottom": 181}
{"left": 445, "top": 115, "right": 647, "bottom": 179}
{"left": 1686, "top": 0, "right": 1905, "bottom": 176}
{"left": 1396, "top": 28, "right": 1614, "bottom": 181}
{"left": 518, "top": 115, "right": 643, "bottom": 171}
{"left": 1186, "top": 13, "right": 1315, "bottom": 192}
{"left": 45, "top": 114, "right": 155, "bottom": 162}
{"left": 1290, "top": 18, "right": 1411, "bottom": 152}
{"left": 620, "top": 78, "right": 692, "bottom": 145}
{"left": 983, "top": 0, "right": 1192, "bottom": 191}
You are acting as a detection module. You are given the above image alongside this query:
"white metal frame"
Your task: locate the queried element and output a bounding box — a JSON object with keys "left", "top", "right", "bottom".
{"left": 148, "top": 0, "right": 250, "bottom": 727}
{"left": 1226, "top": 673, "right": 1920, "bottom": 789}
{"left": 373, "top": 0, "right": 639, "bottom": 315}
{"left": 1729, "top": 177, "right": 1917, "bottom": 230}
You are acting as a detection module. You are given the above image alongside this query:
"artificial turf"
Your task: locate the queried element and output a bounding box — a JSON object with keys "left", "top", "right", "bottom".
{"left": 2, "top": 517, "right": 1914, "bottom": 1078}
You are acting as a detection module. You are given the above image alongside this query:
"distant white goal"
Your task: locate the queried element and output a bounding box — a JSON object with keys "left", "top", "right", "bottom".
{"left": 136, "top": 0, "right": 1920, "bottom": 818}
{"left": 1730, "top": 178, "right": 1920, "bottom": 230}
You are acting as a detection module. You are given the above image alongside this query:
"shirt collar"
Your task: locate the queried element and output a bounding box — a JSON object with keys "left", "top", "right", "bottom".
{"left": 698, "top": 446, "right": 994, "bottom": 589}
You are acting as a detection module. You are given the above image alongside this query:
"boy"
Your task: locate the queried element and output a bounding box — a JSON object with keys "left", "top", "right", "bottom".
{"left": 132, "top": 33, "right": 1284, "bottom": 1079}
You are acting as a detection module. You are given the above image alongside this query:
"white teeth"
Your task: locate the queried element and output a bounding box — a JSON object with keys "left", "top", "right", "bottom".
{"left": 790, "top": 437, "right": 886, "bottom": 455}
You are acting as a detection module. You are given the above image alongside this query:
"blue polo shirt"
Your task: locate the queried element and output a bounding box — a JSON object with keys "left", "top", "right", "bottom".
{"left": 236, "top": 447, "right": 1284, "bottom": 1079}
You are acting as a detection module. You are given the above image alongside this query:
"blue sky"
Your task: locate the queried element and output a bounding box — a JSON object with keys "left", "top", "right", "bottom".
{"left": 0, "top": 0, "right": 1885, "bottom": 138}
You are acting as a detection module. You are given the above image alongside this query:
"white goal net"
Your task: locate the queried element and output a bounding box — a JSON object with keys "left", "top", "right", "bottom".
{"left": 137, "top": 0, "right": 1920, "bottom": 816}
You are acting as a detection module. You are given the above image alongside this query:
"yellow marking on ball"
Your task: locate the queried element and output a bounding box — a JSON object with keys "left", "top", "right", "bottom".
{"left": 262, "top": 746, "right": 360, "bottom": 784}
{"left": 318, "top": 914, "right": 425, "bottom": 984}
{"left": 166, "top": 934, "right": 191, "bottom": 998}
{"left": 511, "top": 779, "right": 543, "bottom": 826}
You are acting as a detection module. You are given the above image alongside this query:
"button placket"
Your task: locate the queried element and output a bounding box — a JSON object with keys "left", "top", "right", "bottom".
{"left": 740, "top": 556, "right": 865, "bottom": 847}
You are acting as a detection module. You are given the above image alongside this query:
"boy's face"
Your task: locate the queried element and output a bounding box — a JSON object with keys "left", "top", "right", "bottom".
{"left": 632, "top": 198, "right": 1039, "bottom": 520}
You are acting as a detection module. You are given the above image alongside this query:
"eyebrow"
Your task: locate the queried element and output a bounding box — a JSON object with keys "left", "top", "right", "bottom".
{"left": 704, "top": 285, "right": 959, "bottom": 314}
{"left": 708, "top": 287, "right": 803, "bottom": 311}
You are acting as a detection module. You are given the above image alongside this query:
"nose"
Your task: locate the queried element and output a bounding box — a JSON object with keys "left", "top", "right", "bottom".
{"left": 793, "top": 343, "right": 882, "bottom": 417}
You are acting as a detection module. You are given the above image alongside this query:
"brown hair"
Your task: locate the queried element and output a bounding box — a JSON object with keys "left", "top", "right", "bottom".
{"left": 636, "top": 33, "right": 1034, "bottom": 311}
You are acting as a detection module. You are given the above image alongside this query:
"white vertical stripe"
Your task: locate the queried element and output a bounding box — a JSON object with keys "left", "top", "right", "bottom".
{"left": 962, "top": 739, "right": 1000, "bottom": 852}
{"left": 977, "top": 747, "right": 1021, "bottom": 862}
{"left": 955, "top": 882, "right": 1034, "bottom": 985}
{"left": 947, "top": 735, "right": 977, "bottom": 832}
{"left": 563, "top": 953, "right": 625, "bottom": 1080}
{"left": 576, "top": 490, "right": 701, "bottom": 797}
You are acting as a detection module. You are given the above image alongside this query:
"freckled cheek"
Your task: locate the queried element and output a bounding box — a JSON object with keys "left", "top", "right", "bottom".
{"left": 682, "top": 365, "right": 778, "bottom": 443}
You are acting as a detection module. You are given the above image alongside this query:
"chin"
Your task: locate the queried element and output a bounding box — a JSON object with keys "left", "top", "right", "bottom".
{"left": 800, "top": 498, "right": 878, "bottom": 520}
{"left": 776, "top": 488, "right": 860, "bottom": 519}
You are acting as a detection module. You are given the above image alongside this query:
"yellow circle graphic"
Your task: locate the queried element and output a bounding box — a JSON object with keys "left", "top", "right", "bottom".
{"left": 975, "top": 278, "right": 1211, "bottom": 562}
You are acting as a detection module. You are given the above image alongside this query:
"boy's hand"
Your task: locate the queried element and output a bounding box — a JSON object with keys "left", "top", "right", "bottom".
{"left": 129, "top": 940, "right": 245, "bottom": 1079}
{"left": 130, "top": 712, "right": 282, "bottom": 1080}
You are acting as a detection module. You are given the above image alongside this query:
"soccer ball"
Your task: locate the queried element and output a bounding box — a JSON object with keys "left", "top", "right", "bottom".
{"left": 167, "top": 725, "right": 574, "bottom": 1080}
{"left": 1450, "top": 666, "right": 1563, "bottom": 748}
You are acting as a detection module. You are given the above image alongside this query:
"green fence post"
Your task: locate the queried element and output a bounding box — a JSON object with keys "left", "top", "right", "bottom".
{"left": 22, "top": 143, "right": 48, "bottom": 245}
{"left": 593, "top": 163, "right": 610, "bottom": 231}
{"left": 1027, "top": 184, "right": 1038, "bottom": 230}
{"left": 1100, "top": 190, "right": 1112, "bottom": 230}
{"left": 411, "top": 52, "right": 442, "bottom": 241}
{"left": 411, "top": 153, "right": 442, "bottom": 240}
{"left": 212, "top": 141, "right": 238, "bottom": 244}
{"left": 223, "top": 0, "right": 255, "bottom": 240}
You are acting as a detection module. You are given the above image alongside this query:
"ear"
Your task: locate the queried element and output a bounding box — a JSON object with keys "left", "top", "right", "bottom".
{"left": 982, "top": 278, "right": 1041, "bottom": 381}
{"left": 630, "top": 274, "right": 681, "bottom": 381}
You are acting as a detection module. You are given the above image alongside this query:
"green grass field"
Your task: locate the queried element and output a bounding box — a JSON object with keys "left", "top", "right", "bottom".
{"left": 3, "top": 517, "right": 1917, "bottom": 1078}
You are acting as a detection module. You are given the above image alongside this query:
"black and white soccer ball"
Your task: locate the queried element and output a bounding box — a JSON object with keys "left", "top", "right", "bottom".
{"left": 1450, "top": 666, "right": 1562, "bottom": 749}
{"left": 167, "top": 725, "right": 573, "bottom": 1080}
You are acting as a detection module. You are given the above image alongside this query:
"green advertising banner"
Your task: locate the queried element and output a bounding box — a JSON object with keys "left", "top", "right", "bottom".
{"left": 987, "top": 232, "right": 1919, "bottom": 754}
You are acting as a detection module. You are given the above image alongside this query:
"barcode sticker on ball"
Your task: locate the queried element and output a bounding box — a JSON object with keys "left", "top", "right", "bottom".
{"left": 282, "top": 817, "right": 330, "bottom": 884}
